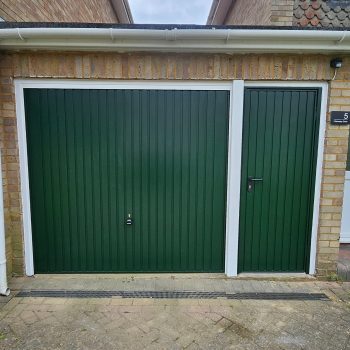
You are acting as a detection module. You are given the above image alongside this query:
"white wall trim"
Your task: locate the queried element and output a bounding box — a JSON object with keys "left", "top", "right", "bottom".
{"left": 15, "top": 81, "right": 34, "bottom": 276}
{"left": 225, "top": 80, "right": 244, "bottom": 277}
{"left": 340, "top": 171, "right": 350, "bottom": 243}
{"left": 244, "top": 82, "right": 328, "bottom": 88}
{"left": 243, "top": 81, "right": 328, "bottom": 276}
{"left": 309, "top": 83, "right": 328, "bottom": 275}
{"left": 14, "top": 78, "right": 234, "bottom": 276}
{"left": 14, "top": 79, "right": 233, "bottom": 90}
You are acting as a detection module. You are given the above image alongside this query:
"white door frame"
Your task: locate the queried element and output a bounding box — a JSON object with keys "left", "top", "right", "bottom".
{"left": 14, "top": 79, "right": 327, "bottom": 277}
{"left": 15, "top": 79, "right": 237, "bottom": 276}
{"left": 236, "top": 81, "right": 328, "bottom": 276}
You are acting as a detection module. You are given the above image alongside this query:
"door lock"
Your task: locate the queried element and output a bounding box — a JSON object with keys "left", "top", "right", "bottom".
{"left": 125, "top": 213, "right": 133, "bottom": 225}
{"left": 247, "top": 177, "right": 263, "bottom": 192}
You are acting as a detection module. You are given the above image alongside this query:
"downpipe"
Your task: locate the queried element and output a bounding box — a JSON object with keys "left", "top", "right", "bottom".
{"left": 0, "top": 150, "right": 9, "bottom": 296}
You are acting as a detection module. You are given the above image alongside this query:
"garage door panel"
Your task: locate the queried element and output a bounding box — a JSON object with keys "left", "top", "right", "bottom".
{"left": 25, "top": 90, "right": 46, "bottom": 270}
{"left": 25, "top": 88, "right": 229, "bottom": 273}
{"left": 238, "top": 88, "right": 320, "bottom": 273}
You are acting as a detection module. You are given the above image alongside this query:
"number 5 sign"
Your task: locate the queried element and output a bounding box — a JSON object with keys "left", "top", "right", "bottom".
{"left": 331, "top": 111, "right": 350, "bottom": 125}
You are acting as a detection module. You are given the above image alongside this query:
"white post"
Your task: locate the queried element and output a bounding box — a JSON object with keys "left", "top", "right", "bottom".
{"left": 225, "top": 80, "right": 244, "bottom": 277}
{"left": 0, "top": 150, "right": 9, "bottom": 296}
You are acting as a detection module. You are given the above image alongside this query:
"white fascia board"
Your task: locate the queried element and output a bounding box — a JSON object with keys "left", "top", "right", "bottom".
{"left": 0, "top": 28, "right": 349, "bottom": 53}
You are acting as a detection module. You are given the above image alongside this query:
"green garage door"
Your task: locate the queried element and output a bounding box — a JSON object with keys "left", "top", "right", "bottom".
{"left": 238, "top": 88, "right": 321, "bottom": 273}
{"left": 24, "top": 89, "right": 229, "bottom": 273}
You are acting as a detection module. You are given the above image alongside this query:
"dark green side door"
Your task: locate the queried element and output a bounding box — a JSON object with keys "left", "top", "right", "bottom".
{"left": 238, "top": 88, "right": 321, "bottom": 273}
{"left": 24, "top": 89, "right": 229, "bottom": 273}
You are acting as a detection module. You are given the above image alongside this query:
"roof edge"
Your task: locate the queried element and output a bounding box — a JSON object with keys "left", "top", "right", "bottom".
{"left": 0, "top": 22, "right": 349, "bottom": 31}
{"left": 110, "top": 0, "right": 133, "bottom": 24}
{"left": 207, "top": 0, "right": 235, "bottom": 25}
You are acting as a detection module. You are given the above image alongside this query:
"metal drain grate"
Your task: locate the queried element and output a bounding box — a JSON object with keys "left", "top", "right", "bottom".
{"left": 226, "top": 293, "right": 329, "bottom": 301}
{"left": 15, "top": 290, "right": 329, "bottom": 301}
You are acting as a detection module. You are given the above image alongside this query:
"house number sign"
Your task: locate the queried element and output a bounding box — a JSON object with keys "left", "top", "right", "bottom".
{"left": 330, "top": 111, "right": 350, "bottom": 125}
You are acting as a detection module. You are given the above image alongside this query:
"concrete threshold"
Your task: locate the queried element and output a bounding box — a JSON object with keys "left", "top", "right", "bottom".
{"left": 8, "top": 273, "right": 322, "bottom": 296}
{"left": 236, "top": 273, "right": 316, "bottom": 281}
{"left": 30, "top": 273, "right": 227, "bottom": 280}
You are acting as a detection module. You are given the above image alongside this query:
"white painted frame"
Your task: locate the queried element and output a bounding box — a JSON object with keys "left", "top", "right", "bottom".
{"left": 225, "top": 81, "right": 244, "bottom": 276}
{"left": 14, "top": 79, "right": 240, "bottom": 276}
{"left": 243, "top": 81, "right": 328, "bottom": 276}
{"left": 15, "top": 79, "right": 327, "bottom": 277}
{"left": 340, "top": 171, "right": 350, "bottom": 243}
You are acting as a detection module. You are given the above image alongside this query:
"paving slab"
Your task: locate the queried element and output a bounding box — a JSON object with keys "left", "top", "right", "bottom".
{"left": 0, "top": 296, "right": 349, "bottom": 350}
{"left": 0, "top": 275, "right": 349, "bottom": 349}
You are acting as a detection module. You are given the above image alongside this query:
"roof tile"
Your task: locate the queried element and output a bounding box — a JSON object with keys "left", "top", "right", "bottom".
{"left": 293, "top": 0, "right": 350, "bottom": 27}
{"left": 310, "top": 16, "right": 320, "bottom": 25}
{"left": 294, "top": 7, "right": 305, "bottom": 18}
{"left": 326, "top": 11, "right": 336, "bottom": 20}
{"left": 305, "top": 7, "right": 315, "bottom": 18}
{"left": 332, "top": 17, "right": 342, "bottom": 26}
{"left": 316, "top": 9, "right": 325, "bottom": 19}
{"left": 301, "top": 2, "right": 310, "bottom": 10}
{"left": 312, "top": 1, "right": 321, "bottom": 10}
{"left": 338, "top": 10, "right": 347, "bottom": 20}
{"left": 321, "top": 2, "right": 331, "bottom": 12}
{"left": 299, "top": 16, "right": 309, "bottom": 26}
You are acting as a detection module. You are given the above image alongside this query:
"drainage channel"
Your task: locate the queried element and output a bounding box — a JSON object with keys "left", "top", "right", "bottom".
{"left": 15, "top": 290, "right": 330, "bottom": 301}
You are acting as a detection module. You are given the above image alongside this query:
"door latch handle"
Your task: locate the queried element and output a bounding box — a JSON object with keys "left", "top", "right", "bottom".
{"left": 125, "top": 213, "right": 133, "bottom": 225}
{"left": 247, "top": 177, "right": 263, "bottom": 192}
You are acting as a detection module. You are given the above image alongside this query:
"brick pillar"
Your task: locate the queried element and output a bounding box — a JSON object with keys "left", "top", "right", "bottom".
{"left": 0, "top": 53, "right": 22, "bottom": 277}
{"left": 317, "top": 77, "right": 350, "bottom": 276}
{"left": 270, "top": 0, "right": 294, "bottom": 26}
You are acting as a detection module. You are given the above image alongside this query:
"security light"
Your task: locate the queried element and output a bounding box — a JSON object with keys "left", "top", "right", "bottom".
{"left": 330, "top": 58, "right": 343, "bottom": 69}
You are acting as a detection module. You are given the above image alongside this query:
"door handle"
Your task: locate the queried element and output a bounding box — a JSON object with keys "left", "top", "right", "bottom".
{"left": 125, "top": 213, "right": 133, "bottom": 225}
{"left": 247, "top": 176, "right": 263, "bottom": 192}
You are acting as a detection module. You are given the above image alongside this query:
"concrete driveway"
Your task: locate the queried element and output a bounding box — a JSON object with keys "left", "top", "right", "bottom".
{"left": 0, "top": 275, "right": 349, "bottom": 350}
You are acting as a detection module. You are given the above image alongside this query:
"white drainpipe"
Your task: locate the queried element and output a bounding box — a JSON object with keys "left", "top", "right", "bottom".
{"left": 0, "top": 150, "right": 9, "bottom": 296}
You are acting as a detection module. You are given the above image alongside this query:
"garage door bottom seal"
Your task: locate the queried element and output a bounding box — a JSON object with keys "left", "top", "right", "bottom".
{"left": 15, "top": 290, "right": 329, "bottom": 301}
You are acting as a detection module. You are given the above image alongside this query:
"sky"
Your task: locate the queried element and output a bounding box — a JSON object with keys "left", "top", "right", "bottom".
{"left": 128, "top": 0, "right": 213, "bottom": 24}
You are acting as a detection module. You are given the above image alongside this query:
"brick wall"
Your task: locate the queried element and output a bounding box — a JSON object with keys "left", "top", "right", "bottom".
{"left": 319, "top": 79, "right": 350, "bottom": 275}
{"left": 225, "top": 0, "right": 272, "bottom": 26}
{"left": 223, "top": 0, "right": 294, "bottom": 26}
{"left": 0, "top": 51, "right": 348, "bottom": 277}
{"left": 0, "top": 0, "right": 118, "bottom": 23}
{"left": 271, "top": 0, "right": 294, "bottom": 26}
{"left": 0, "top": 54, "right": 16, "bottom": 277}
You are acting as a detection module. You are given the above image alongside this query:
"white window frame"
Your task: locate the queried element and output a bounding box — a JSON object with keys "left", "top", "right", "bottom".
{"left": 14, "top": 79, "right": 327, "bottom": 277}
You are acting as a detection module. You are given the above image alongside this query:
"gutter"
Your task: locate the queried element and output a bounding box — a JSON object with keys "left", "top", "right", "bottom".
{"left": 0, "top": 27, "right": 349, "bottom": 53}
{"left": 0, "top": 151, "right": 9, "bottom": 296}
